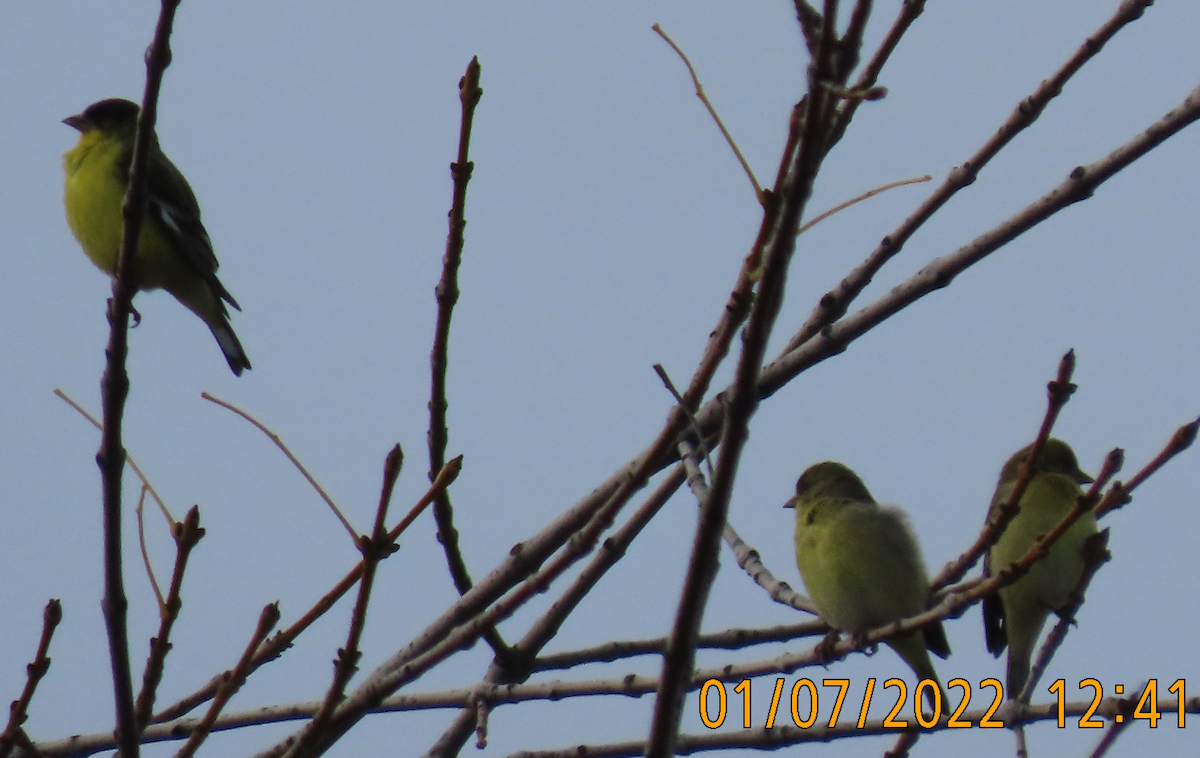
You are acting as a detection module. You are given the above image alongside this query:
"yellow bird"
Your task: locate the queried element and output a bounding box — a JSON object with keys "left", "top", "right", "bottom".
{"left": 63, "top": 98, "right": 250, "bottom": 375}
{"left": 983, "top": 439, "right": 1097, "bottom": 698}
{"left": 788, "top": 462, "right": 951, "bottom": 712}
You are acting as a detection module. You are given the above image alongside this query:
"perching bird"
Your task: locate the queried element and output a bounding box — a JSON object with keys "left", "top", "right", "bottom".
{"left": 787, "top": 462, "right": 951, "bottom": 712}
{"left": 62, "top": 98, "right": 250, "bottom": 375}
{"left": 983, "top": 438, "right": 1097, "bottom": 699}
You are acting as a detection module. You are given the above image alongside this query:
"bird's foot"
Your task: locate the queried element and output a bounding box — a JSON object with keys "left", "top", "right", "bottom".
{"left": 815, "top": 630, "right": 842, "bottom": 662}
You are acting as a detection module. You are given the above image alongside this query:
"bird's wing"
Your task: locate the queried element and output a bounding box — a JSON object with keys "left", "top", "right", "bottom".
{"left": 146, "top": 144, "right": 241, "bottom": 311}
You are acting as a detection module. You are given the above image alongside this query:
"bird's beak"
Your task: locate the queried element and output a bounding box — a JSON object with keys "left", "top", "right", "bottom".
{"left": 1074, "top": 469, "right": 1094, "bottom": 485}
{"left": 783, "top": 497, "right": 795, "bottom": 509}
{"left": 63, "top": 114, "right": 86, "bottom": 132}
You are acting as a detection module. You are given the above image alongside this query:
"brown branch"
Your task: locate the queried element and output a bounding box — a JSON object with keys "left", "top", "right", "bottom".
{"left": 54, "top": 389, "right": 173, "bottom": 525}
{"left": 932, "top": 349, "right": 1077, "bottom": 590}
{"left": 135, "top": 506, "right": 205, "bottom": 728}
{"left": 825, "top": 0, "right": 926, "bottom": 152}
{"left": 792, "top": 1, "right": 823, "bottom": 52}
{"left": 422, "top": 465, "right": 687, "bottom": 756}
{"left": 202, "top": 393, "right": 356, "bottom": 543}
{"left": 173, "top": 603, "right": 281, "bottom": 758}
{"left": 0, "top": 600, "right": 62, "bottom": 758}
{"left": 426, "top": 58, "right": 511, "bottom": 661}
{"left": 791, "top": 0, "right": 1156, "bottom": 355}
{"left": 298, "top": 446, "right": 403, "bottom": 750}
{"left": 151, "top": 457, "right": 460, "bottom": 723}
{"left": 646, "top": 2, "right": 847, "bottom": 750}
{"left": 652, "top": 24, "right": 762, "bottom": 203}
{"left": 99, "top": 4, "right": 182, "bottom": 756}
{"left": 1097, "top": 416, "right": 1199, "bottom": 517}
{"left": 763, "top": 79, "right": 1200, "bottom": 402}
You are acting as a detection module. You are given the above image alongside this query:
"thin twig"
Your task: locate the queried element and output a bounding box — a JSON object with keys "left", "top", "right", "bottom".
{"left": 534, "top": 619, "right": 828, "bottom": 674}
{"left": 55, "top": 389, "right": 173, "bottom": 525}
{"left": 652, "top": 23, "right": 762, "bottom": 203}
{"left": 133, "top": 486, "right": 165, "bottom": 609}
{"left": 792, "top": 1, "right": 823, "bottom": 51}
{"left": 423, "top": 466, "right": 688, "bottom": 757}
{"left": 151, "top": 457, "right": 460, "bottom": 724}
{"left": 201, "top": 392, "right": 356, "bottom": 543}
{"left": 136, "top": 506, "right": 205, "bottom": 728}
{"left": 825, "top": 0, "right": 926, "bottom": 151}
{"left": 653, "top": 364, "right": 713, "bottom": 478}
{"left": 300, "top": 446, "right": 403, "bottom": 749}
{"left": 173, "top": 603, "right": 281, "bottom": 758}
{"left": 797, "top": 174, "right": 930, "bottom": 236}
{"left": 791, "top": 0, "right": 1157, "bottom": 355}
{"left": 0, "top": 600, "right": 62, "bottom": 758}
{"left": 1097, "top": 416, "right": 1199, "bottom": 517}
{"left": 932, "top": 349, "right": 1077, "bottom": 590}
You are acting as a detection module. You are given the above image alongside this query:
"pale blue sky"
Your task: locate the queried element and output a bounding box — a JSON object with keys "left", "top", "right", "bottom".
{"left": 1, "top": 2, "right": 1198, "bottom": 756}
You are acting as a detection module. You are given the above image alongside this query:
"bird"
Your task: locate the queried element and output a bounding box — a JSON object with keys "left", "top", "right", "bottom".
{"left": 982, "top": 438, "right": 1097, "bottom": 699}
{"left": 787, "top": 461, "right": 951, "bottom": 713}
{"left": 62, "top": 98, "right": 250, "bottom": 375}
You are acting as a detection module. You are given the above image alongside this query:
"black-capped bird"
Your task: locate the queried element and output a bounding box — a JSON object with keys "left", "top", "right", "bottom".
{"left": 63, "top": 98, "right": 250, "bottom": 375}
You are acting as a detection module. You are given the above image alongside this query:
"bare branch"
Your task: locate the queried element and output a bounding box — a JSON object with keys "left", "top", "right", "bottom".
{"left": 99, "top": 4, "right": 183, "bottom": 755}
{"left": 652, "top": 24, "right": 762, "bottom": 203}
{"left": 932, "top": 349, "right": 1077, "bottom": 590}
{"left": 794, "top": 0, "right": 1158, "bottom": 354}
{"left": 135, "top": 506, "right": 205, "bottom": 728}
{"left": 202, "top": 393, "right": 357, "bottom": 543}
{"left": 0, "top": 600, "right": 62, "bottom": 758}
{"left": 172, "top": 603, "right": 281, "bottom": 758}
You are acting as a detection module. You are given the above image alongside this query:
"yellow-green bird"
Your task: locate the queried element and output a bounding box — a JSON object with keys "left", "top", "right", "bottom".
{"left": 62, "top": 98, "right": 250, "bottom": 375}
{"left": 787, "top": 462, "right": 951, "bottom": 712}
{"left": 983, "top": 438, "right": 1096, "bottom": 699}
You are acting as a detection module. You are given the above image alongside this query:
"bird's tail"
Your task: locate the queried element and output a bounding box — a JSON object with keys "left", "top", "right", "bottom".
{"left": 209, "top": 319, "right": 251, "bottom": 376}
{"left": 890, "top": 634, "right": 947, "bottom": 717}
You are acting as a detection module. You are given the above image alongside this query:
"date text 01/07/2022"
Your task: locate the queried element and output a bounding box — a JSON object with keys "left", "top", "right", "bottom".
{"left": 697, "top": 677, "right": 1187, "bottom": 730}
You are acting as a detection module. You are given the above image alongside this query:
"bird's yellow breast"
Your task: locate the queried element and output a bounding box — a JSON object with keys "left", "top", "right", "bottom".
{"left": 62, "top": 130, "right": 177, "bottom": 291}
{"left": 63, "top": 130, "right": 128, "bottom": 274}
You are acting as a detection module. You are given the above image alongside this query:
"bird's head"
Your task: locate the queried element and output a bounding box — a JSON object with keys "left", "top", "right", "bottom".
{"left": 63, "top": 98, "right": 140, "bottom": 139}
{"left": 785, "top": 461, "right": 874, "bottom": 508}
{"left": 999, "top": 438, "right": 1093, "bottom": 486}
